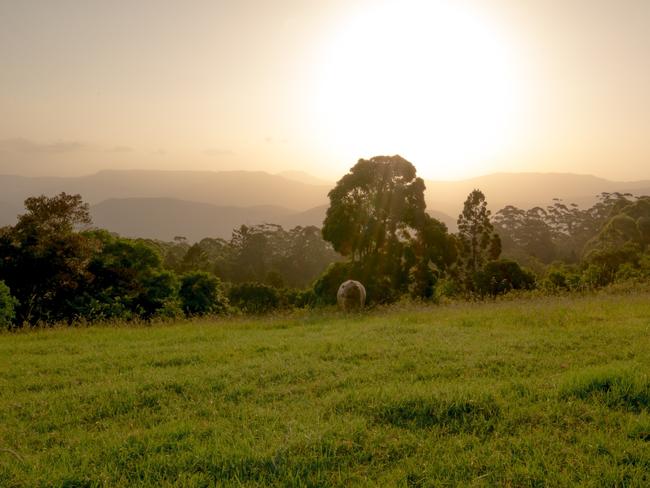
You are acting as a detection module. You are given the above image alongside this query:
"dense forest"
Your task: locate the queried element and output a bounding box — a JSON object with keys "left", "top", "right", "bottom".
{"left": 1, "top": 156, "right": 649, "bottom": 329}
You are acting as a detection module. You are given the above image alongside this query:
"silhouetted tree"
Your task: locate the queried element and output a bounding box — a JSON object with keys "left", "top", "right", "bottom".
{"left": 457, "top": 189, "right": 501, "bottom": 291}
{"left": 228, "top": 283, "right": 281, "bottom": 314}
{"left": 474, "top": 259, "right": 535, "bottom": 298}
{"left": 544, "top": 193, "right": 636, "bottom": 261}
{"left": 322, "top": 155, "right": 451, "bottom": 301}
{"left": 279, "top": 226, "right": 340, "bottom": 287}
{"left": 0, "top": 193, "right": 94, "bottom": 324}
{"left": 494, "top": 205, "right": 556, "bottom": 263}
{"left": 180, "top": 243, "right": 210, "bottom": 273}
{"left": 323, "top": 155, "right": 427, "bottom": 260}
{"left": 228, "top": 224, "right": 278, "bottom": 283}
{"left": 580, "top": 196, "right": 650, "bottom": 284}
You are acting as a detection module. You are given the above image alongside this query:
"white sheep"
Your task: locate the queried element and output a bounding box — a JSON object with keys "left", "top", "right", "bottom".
{"left": 337, "top": 280, "right": 366, "bottom": 311}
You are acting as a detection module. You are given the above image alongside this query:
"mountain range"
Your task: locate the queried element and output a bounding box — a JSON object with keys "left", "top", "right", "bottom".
{"left": 1, "top": 169, "right": 649, "bottom": 241}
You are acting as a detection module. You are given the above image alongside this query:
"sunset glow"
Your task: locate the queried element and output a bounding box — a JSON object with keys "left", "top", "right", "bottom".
{"left": 312, "top": 1, "right": 527, "bottom": 179}
{"left": 1, "top": 1, "right": 649, "bottom": 181}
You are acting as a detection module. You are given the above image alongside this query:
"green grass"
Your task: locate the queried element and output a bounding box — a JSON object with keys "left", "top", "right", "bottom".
{"left": 1, "top": 292, "right": 650, "bottom": 487}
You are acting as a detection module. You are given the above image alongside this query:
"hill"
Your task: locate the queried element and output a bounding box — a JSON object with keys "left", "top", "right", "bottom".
{"left": 2, "top": 170, "right": 649, "bottom": 236}
{"left": 2, "top": 292, "right": 649, "bottom": 485}
{"left": 425, "top": 172, "right": 650, "bottom": 216}
{"left": 0, "top": 201, "right": 18, "bottom": 227}
{"left": 89, "top": 200, "right": 458, "bottom": 241}
{"left": 91, "top": 198, "right": 296, "bottom": 242}
{"left": 0, "top": 170, "right": 331, "bottom": 210}
{"left": 275, "top": 205, "right": 458, "bottom": 234}
{"left": 276, "top": 170, "right": 332, "bottom": 186}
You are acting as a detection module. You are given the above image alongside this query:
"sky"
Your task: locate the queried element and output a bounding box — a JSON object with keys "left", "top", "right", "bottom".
{"left": 1, "top": 0, "right": 649, "bottom": 181}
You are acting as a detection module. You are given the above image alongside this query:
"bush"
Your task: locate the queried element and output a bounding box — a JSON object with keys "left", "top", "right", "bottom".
{"left": 580, "top": 263, "right": 609, "bottom": 289}
{"left": 434, "top": 276, "right": 463, "bottom": 300}
{"left": 541, "top": 265, "right": 582, "bottom": 293}
{"left": 138, "top": 270, "right": 179, "bottom": 319}
{"left": 313, "top": 260, "right": 403, "bottom": 306}
{"left": 615, "top": 262, "right": 643, "bottom": 282}
{"left": 474, "top": 260, "right": 536, "bottom": 298}
{"left": 408, "top": 261, "right": 438, "bottom": 300}
{"left": 640, "top": 253, "right": 650, "bottom": 277}
{"left": 313, "top": 262, "right": 351, "bottom": 305}
{"left": 179, "top": 271, "right": 229, "bottom": 316}
{"left": 583, "top": 242, "right": 642, "bottom": 288}
{"left": 286, "top": 288, "right": 317, "bottom": 308}
{"left": 228, "top": 282, "right": 281, "bottom": 314}
{"left": 73, "top": 231, "right": 179, "bottom": 321}
{"left": 0, "top": 280, "right": 18, "bottom": 330}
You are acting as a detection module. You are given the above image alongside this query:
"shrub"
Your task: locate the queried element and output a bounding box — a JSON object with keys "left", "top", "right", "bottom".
{"left": 541, "top": 265, "right": 582, "bottom": 293}
{"left": 583, "top": 242, "right": 642, "bottom": 288}
{"left": 580, "top": 263, "right": 609, "bottom": 289}
{"left": 313, "top": 260, "right": 402, "bottom": 306}
{"left": 615, "top": 262, "right": 643, "bottom": 282}
{"left": 228, "top": 282, "right": 281, "bottom": 314}
{"left": 434, "top": 276, "right": 463, "bottom": 300}
{"left": 0, "top": 280, "right": 18, "bottom": 330}
{"left": 640, "top": 253, "right": 650, "bottom": 277}
{"left": 547, "top": 270, "right": 569, "bottom": 290}
{"left": 474, "top": 259, "right": 535, "bottom": 298}
{"left": 137, "top": 270, "right": 179, "bottom": 319}
{"left": 408, "top": 261, "right": 438, "bottom": 300}
{"left": 179, "top": 271, "right": 229, "bottom": 316}
{"left": 286, "top": 288, "right": 317, "bottom": 308}
{"left": 153, "top": 297, "right": 184, "bottom": 320}
{"left": 75, "top": 231, "right": 178, "bottom": 321}
{"left": 313, "top": 262, "right": 352, "bottom": 305}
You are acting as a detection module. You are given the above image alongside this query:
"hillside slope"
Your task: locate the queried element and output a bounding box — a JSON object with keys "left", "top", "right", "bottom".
{"left": 2, "top": 293, "right": 649, "bottom": 485}
{"left": 91, "top": 198, "right": 296, "bottom": 241}
{"left": 0, "top": 201, "right": 18, "bottom": 227}
{"left": 0, "top": 170, "right": 331, "bottom": 210}
{"left": 89, "top": 199, "right": 458, "bottom": 241}
{"left": 2, "top": 170, "right": 649, "bottom": 235}
{"left": 426, "top": 172, "right": 650, "bottom": 216}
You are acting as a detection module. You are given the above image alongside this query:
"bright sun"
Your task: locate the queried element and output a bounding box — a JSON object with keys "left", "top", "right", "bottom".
{"left": 312, "top": 1, "right": 526, "bottom": 180}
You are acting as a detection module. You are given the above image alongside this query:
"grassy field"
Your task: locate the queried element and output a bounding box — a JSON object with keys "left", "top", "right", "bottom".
{"left": 1, "top": 292, "right": 650, "bottom": 487}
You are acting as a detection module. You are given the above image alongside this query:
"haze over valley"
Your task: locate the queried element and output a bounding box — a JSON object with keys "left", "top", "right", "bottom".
{"left": 1, "top": 169, "right": 649, "bottom": 241}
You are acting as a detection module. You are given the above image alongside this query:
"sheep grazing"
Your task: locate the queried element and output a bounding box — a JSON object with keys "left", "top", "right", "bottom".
{"left": 337, "top": 280, "right": 366, "bottom": 311}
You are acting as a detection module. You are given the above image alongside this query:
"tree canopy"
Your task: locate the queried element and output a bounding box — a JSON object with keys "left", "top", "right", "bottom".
{"left": 321, "top": 155, "right": 454, "bottom": 302}
{"left": 0, "top": 193, "right": 94, "bottom": 323}
{"left": 322, "top": 155, "right": 428, "bottom": 261}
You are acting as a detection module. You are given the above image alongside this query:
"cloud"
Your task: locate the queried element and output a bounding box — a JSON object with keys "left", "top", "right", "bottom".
{"left": 0, "top": 137, "right": 87, "bottom": 154}
{"left": 203, "top": 148, "right": 234, "bottom": 157}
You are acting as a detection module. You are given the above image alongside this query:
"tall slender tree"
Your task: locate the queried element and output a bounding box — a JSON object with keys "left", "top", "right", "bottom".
{"left": 457, "top": 189, "right": 501, "bottom": 289}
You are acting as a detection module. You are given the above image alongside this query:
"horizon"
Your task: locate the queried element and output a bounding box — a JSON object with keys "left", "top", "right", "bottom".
{"left": 2, "top": 1, "right": 650, "bottom": 181}
{"left": 1, "top": 166, "right": 650, "bottom": 186}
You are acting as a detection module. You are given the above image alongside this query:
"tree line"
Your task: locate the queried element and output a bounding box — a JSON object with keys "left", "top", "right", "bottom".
{"left": 1, "top": 155, "right": 649, "bottom": 329}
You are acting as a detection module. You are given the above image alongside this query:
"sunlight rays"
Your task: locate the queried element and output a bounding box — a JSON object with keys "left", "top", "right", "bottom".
{"left": 312, "top": 0, "right": 527, "bottom": 179}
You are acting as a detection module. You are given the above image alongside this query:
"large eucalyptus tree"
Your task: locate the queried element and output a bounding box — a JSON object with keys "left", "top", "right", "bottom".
{"left": 322, "top": 155, "right": 454, "bottom": 301}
